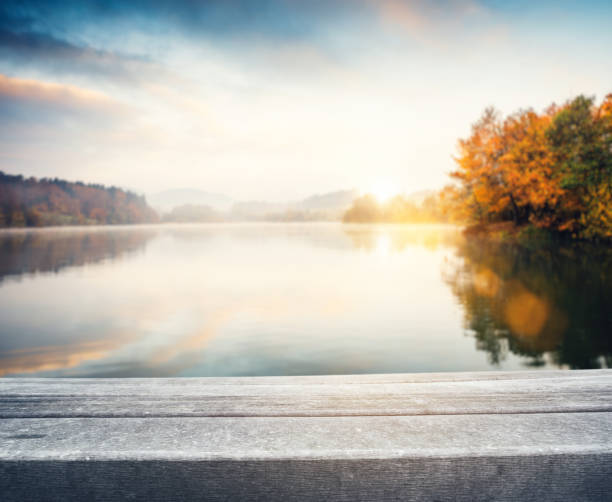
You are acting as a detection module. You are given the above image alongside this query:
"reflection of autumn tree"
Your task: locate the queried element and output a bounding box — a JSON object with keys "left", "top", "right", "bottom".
{"left": 444, "top": 238, "right": 612, "bottom": 368}
{"left": 0, "top": 229, "right": 156, "bottom": 281}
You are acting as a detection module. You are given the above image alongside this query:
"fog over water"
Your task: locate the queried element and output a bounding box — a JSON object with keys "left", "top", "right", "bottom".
{"left": 0, "top": 223, "right": 609, "bottom": 377}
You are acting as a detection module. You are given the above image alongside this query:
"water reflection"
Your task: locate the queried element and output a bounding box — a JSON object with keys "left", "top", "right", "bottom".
{"left": 443, "top": 238, "right": 612, "bottom": 369}
{"left": 343, "top": 224, "right": 459, "bottom": 252}
{"left": 0, "top": 223, "right": 609, "bottom": 376}
{"left": 0, "top": 227, "right": 156, "bottom": 282}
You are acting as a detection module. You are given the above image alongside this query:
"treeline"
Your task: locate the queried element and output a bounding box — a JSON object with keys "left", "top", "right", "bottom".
{"left": 0, "top": 172, "right": 158, "bottom": 227}
{"left": 343, "top": 193, "right": 445, "bottom": 223}
{"left": 446, "top": 94, "right": 612, "bottom": 241}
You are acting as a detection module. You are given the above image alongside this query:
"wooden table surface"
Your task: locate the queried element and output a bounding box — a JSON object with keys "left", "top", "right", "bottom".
{"left": 1, "top": 370, "right": 611, "bottom": 501}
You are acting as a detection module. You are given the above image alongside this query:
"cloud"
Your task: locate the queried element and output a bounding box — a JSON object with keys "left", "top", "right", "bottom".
{"left": 0, "top": 73, "right": 125, "bottom": 119}
{"left": 375, "top": 0, "right": 430, "bottom": 33}
{"left": 0, "top": 74, "right": 116, "bottom": 108}
{"left": 0, "top": 29, "right": 157, "bottom": 82}
{"left": 0, "top": 74, "right": 130, "bottom": 155}
{"left": 0, "top": 1, "right": 489, "bottom": 84}
{"left": 370, "top": 0, "right": 491, "bottom": 49}
{"left": 0, "top": 0, "right": 345, "bottom": 43}
{"left": 0, "top": 2, "right": 174, "bottom": 85}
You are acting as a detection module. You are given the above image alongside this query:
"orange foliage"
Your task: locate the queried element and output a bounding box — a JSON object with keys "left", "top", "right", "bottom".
{"left": 450, "top": 94, "right": 612, "bottom": 240}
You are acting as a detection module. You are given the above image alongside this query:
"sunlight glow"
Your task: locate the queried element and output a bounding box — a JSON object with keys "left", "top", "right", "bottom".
{"left": 370, "top": 180, "right": 400, "bottom": 203}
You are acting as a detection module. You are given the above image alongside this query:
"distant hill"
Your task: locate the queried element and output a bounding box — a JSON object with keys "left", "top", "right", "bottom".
{"left": 231, "top": 189, "right": 358, "bottom": 220}
{"left": 230, "top": 200, "right": 286, "bottom": 218}
{"left": 298, "top": 189, "right": 358, "bottom": 211}
{"left": 161, "top": 204, "right": 223, "bottom": 223}
{"left": 0, "top": 171, "right": 158, "bottom": 227}
{"left": 149, "top": 189, "right": 233, "bottom": 213}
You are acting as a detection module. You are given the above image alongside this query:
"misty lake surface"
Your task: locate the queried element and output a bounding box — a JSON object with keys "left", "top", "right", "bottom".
{"left": 0, "top": 223, "right": 610, "bottom": 377}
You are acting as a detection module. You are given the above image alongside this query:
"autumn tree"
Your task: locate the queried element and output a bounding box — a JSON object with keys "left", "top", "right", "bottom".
{"left": 546, "top": 94, "right": 612, "bottom": 239}
{"left": 450, "top": 93, "right": 612, "bottom": 240}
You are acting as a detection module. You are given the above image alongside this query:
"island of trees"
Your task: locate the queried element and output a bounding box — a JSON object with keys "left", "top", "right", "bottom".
{"left": 448, "top": 93, "right": 612, "bottom": 241}
{"left": 343, "top": 93, "right": 612, "bottom": 242}
{"left": 0, "top": 172, "right": 158, "bottom": 227}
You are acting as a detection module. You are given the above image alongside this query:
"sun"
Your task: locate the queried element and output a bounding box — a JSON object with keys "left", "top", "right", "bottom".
{"left": 370, "top": 180, "right": 400, "bottom": 203}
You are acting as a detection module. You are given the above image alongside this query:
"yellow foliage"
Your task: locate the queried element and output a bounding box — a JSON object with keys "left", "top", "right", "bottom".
{"left": 450, "top": 94, "right": 612, "bottom": 240}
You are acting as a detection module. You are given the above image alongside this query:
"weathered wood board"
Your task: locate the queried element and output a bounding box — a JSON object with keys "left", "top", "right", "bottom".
{"left": 1, "top": 370, "right": 611, "bottom": 501}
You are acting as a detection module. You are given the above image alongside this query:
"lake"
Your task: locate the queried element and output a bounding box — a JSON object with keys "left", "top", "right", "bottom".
{"left": 0, "top": 223, "right": 610, "bottom": 377}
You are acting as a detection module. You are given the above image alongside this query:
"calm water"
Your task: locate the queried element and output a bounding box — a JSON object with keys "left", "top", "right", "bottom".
{"left": 0, "top": 223, "right": 610, "bottom": 377}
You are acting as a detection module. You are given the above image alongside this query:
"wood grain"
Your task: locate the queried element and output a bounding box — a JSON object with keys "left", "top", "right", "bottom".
{"left": 1, "top": 370, "right": 610, "bottom": 417}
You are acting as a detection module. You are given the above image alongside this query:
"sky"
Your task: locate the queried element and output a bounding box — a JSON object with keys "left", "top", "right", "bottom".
{"left": 0, "top": 0, "right": 611, "bottom": 201}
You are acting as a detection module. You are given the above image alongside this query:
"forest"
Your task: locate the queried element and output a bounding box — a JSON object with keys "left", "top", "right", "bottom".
{"left": 0, "top": 172, "right": 158, "bottom": 227}
{"left": 447, "top": 93, "right": 612, "bottom": 241}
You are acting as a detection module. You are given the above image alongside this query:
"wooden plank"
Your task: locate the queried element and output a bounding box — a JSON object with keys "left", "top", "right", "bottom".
{"left": 1, "top": 413, "right": 611, "bottom": 461}
{"left": 1, "top": 370, "right": 611, "bottom": 417}
{"left": 4, "top": 369, "right": 611, "bottom": 388}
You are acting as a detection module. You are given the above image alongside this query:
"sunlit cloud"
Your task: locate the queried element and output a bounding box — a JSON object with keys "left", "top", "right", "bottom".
{"left": 0, "top": 74, "right": 122, "bottom": 111}
{"left": 371, "top": 0, "right": 487, "bottom": 46}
